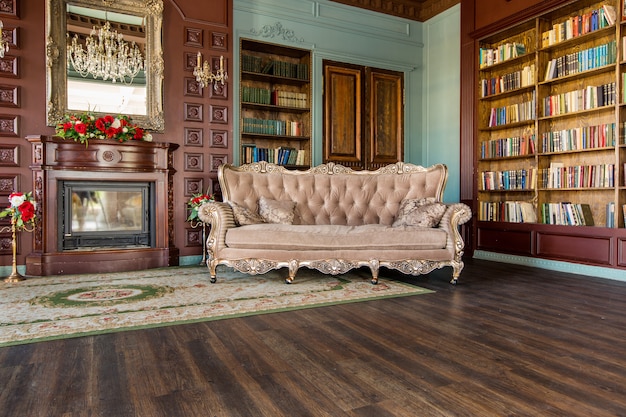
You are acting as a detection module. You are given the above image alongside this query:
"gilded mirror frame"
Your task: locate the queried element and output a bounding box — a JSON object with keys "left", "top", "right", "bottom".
{"left": 46, "top": 0, "right": 164, "bottom": 131}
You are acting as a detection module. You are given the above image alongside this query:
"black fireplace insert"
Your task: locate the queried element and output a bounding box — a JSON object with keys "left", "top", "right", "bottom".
{"left": 59, "top": 181, "right": 156, "bottom": 250}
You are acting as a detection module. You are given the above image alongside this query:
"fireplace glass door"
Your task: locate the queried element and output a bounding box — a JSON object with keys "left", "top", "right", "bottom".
{"left": 59, "top": 181, "right": 155, "bottom": 250}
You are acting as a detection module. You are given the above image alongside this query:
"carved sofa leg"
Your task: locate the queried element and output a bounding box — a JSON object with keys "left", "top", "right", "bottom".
{"left": 369, "top": 260, "right": 380, "bottom": 285}
{"left": 208, "top": 259, "right": 218, "bottom": 283}
{"left": 286, "top": 260, "right": 299, "bottom": 284}
{"left": 450, "top": 260, "right": 464, "bottom": 285}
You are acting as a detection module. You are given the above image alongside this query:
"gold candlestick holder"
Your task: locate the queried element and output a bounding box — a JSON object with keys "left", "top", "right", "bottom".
{"left": 1, "top": 217, "right": 34, "bottom": 282}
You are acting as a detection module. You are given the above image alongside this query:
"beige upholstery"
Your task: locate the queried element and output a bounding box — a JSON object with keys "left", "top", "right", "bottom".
{"left": 221, "top": 162, "right": 445, "bottom": 226}
{"left": 198, "top": 161, "right": 472, "bottom": 284}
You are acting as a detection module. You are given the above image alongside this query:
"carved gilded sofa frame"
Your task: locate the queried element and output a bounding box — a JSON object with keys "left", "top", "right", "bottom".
{"left": 198, "top": 162, "right": 472, "bottom": 285}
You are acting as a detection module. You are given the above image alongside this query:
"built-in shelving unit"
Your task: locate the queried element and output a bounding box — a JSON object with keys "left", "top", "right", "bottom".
{"left": 239, "top": 39, "right": 312, "bottom": 169}
{"left": 474, "top": 0, "right": 626, "bottom": 268}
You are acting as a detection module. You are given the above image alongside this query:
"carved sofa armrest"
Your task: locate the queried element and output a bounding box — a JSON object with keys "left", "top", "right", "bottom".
{"left": 438, "top": 203, "right": 472, "bottom": 282}
{"left": 197, "top": 201, "right": 237, "bottom": 282}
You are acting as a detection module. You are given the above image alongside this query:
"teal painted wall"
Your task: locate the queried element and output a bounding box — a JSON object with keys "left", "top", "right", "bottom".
{"left": 233, "top": 0, "right": 424, "bottom": 166}
{"left": 421, "top": 5, "right": 461, "bottom": 203}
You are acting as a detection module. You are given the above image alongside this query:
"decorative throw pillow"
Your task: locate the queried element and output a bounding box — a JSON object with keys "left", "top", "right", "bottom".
{"left": 392, "top": 197, "right": 446, "bottom": 228}
{"left": 229, "top": 201, "right": 265, "bottom": 226}
{"left": 258, "top": 196, "right": 296, "bottom": 224}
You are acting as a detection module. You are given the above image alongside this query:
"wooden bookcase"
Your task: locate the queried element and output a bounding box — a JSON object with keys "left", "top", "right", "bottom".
{"left": 475, "top": 0, "right": 626, "bottom": 268}
{"left": 239, "top": 39, "right": 312, "bottom": 169}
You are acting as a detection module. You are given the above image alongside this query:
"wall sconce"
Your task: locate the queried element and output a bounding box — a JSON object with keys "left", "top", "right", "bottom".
{"left": 194, "top": 53, "right": 227, "bottom": 89}
{"left": 0, "top": 21, "right": 9, "bottom": 59}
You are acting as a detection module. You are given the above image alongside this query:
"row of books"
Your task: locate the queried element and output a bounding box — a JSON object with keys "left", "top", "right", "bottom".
{"left": 271, "top": 90, "right": 307, "bottom": 108}
{"left": 241, "top": 144, "right": 307, "bottom": 166}
{"left": 241, "top": 117, "right": 305, "bottom": 137}
{"left": 604, "top": 202, "right": 626, "bottom": 227}
{"left": 480, "top": 134, "right": 536, "bottom": 159}
{"left": 544, "top": 40, "right": 616, "bottom": 81}
{"left": 478, "top": 201, "right": 626, "bottom": 227}
{"left": 539, "top": 163, "right": 614, "bottom": 189}
{"left": 478, "top": 201, "right": 537, "bottom": 223}
{"left": 480, "top": 64, "right": 535, "bottom": 97}
{"left": 540, "top": 123, "right": 616, "bottom": 153}
{"left": 488, "top": 92, "right": 536, "bottom": 127}
{"left": 479, "top": 42, "right": 526, "bottom": 68}
{"left": 241, "top": 54, "right": 309, "bottom": 80}
{"left": 482, "top": 123, "right": 615, "bottom": 159}
{"left": 542, "top": 82, "right": 615, "bottom": 117}
{"left": 540, "top": 203, "right": 595, "bottom": 226}
{"left": 479, "top": 201, "right": 626, "bottom": 227}
{"left": 541, "top": 5, "right": 615, "bottom": 48}
{"left": 241, "top": 86, "right": 272, "bottom": 105}
{"left": 241, "top": 55, "right": 264, "bottom": 73}
{"left": 241, "top": 87, "right": 308, "bottom": 108}
{"left": 607, "top": 202, "right": 616, "bottom": 227}
{"left": 480, "top": 169, "right": 536, "bottom": 191}
{"left": 267, "top": 60, "right": 309, "bottom": 80}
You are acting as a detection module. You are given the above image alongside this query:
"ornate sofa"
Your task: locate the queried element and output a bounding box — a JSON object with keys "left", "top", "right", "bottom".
{"left": 197, "top": 161, "right": 471, "bottom": 284}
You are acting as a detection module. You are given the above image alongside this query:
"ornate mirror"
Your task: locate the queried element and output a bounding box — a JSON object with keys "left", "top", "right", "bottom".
{"left": 46, "top": 0, "right": 164, "bottom": 131}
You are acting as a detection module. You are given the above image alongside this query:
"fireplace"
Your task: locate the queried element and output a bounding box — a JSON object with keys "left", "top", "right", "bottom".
{"left": 59, "top": 181, "right": 155, "bottom": 251}
{"left": 26, "top": 136, "right": 179, "bottom": 275}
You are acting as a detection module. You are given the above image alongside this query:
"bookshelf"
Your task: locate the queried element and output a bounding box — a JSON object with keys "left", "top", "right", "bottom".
{"left": 475, "top": 0, "right": 626, "bottom": 268}
{"left": 239, "top": 39, "right": 312, "bottom": 168}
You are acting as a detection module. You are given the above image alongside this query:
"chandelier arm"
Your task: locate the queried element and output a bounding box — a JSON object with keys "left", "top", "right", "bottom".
{"left": 66, "top": 20, "right": 145, "bottom": 84}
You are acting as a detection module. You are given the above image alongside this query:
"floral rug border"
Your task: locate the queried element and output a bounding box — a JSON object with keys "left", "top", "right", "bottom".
{"left": 0, "top": 266, "right": 433, "bottom": 347}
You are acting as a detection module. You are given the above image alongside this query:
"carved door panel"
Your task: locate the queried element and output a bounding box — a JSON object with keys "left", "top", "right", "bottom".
{"left": 367, "top": 68, "right": 404, "bottom": 170}
{"left": 323, "top": 63, "right": 363, "bottom": 169}
{"left": 323, "top": 60, "right": 403, "bottom": 170}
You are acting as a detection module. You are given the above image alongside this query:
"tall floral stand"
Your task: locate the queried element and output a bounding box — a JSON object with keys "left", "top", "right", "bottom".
{"left": 190, "top": 220, "right": 208, "bottom": 265}
{"left": 1, "top": 217, "right": 32, "bottom": 282}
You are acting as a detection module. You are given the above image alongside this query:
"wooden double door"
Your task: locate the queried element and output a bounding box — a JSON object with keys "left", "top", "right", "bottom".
{"left": 323, "top": 60, "right": 404, "bottom": 171}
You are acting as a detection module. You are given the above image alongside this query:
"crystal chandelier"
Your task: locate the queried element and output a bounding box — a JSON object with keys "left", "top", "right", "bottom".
{"left": 67, "top": 20, "right": 145, "bottom": 84}
{"left": 0, "top": 20, "right": 9, "bottom": 59}
{"left": 194, "top": 53, "right": 227, "bottom": 89}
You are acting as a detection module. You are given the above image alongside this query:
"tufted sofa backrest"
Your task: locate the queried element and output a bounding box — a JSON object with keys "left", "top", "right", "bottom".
{"left": 219, "top": 162, "right": 448, "bottom": 226}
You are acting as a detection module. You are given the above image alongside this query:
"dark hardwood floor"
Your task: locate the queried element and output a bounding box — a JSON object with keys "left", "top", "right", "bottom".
{"left": 1, "top": 258, "right": 626, "bottom": 417}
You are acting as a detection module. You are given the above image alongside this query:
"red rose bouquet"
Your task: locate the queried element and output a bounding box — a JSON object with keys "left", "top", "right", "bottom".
{"left": 55, "top": 112, "right": 153, "bottom": 145}
{"left": 0, "top": 191, "right": 36, "bottom": 229}
{"left": 187, "top": 193, "right": 214, "bottom": 221}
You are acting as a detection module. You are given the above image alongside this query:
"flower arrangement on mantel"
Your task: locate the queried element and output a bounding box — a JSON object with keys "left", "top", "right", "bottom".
{"left": 187, "top": 193, "right": 214, "bottom": 222}
{"left": 0, "top": 192, "right": 36, "bottom": 229}
{"left": 55, "top": 112, "right": 153, "bottom": 145}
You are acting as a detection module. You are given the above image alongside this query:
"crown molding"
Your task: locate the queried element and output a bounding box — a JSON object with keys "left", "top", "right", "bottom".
{"left": 329, "top": 0, "right": 459, "bottom": 22}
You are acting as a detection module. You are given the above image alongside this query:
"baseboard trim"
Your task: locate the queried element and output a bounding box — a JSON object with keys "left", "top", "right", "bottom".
{"left": 179, "top": 255, "right": 203, "bottom": 266}
{"left": 0, "top": 256, "right": 205, "bottom": 278}
{"left": 473, "top": 251, "right": 626, "bottom": 282}
{"left": 0, "top": 265, "right": 25, "bottom": 278}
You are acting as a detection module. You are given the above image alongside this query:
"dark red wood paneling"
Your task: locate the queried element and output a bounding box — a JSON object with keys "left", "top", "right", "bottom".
{"left": 618, "top": 238, "right": 626, "bottom": 267}
{"left": 536, "top": 232, "right": 612, "bottom": 266}
{"left": 0, "top": 1, "right": 233, "bottom": 270}
{"left": 475, "top": 0, "right": 543, "bottom": 30}
{"left": 477, "top": 225, "right": 533, "bottom": 255}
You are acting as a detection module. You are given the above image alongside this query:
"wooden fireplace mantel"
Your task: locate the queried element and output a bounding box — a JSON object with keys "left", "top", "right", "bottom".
{"left": 25, "top": 135, "right": 179, "bottom": 276}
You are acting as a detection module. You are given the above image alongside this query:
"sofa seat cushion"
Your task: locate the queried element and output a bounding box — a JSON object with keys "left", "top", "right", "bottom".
{"left": 225, "top": 224, "right": 447, "bottom": 251}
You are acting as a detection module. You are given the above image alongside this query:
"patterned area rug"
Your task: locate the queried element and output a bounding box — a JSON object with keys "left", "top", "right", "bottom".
{"left": 0, "top": 266, "right": 433, "bottom": 347}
